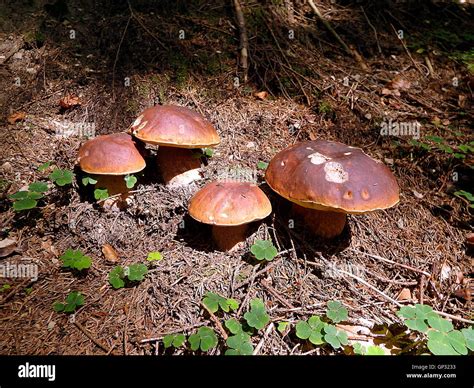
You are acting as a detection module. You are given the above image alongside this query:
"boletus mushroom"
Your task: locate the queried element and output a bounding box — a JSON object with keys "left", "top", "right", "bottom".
{"left": 130, "top": 105, "right": 220, "bottom": 187}
{"left": 188, "top": 181, "right": 272, "bottom": 251}
{"left": 77, "top": 133, "right": 146, "bottom": 208}
{"left": 265, "top": 140, "right": 400, "bottom": 238}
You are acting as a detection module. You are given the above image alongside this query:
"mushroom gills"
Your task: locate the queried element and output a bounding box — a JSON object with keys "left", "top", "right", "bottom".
{"left": 292, "top": 203, "right": 346, "bottom": 238}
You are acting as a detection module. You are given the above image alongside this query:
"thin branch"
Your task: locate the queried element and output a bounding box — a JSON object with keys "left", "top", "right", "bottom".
{"left": 233, "top": 0, "right": 249, "bottom": 82}
{"left": 73, "top": 321, "right": 111, "bottom": 354}
{"left": 201, "top": 302, "right": 228, "bottom": 341}
{"left": 308, "top": 0, "right": 370, "bottom": 71}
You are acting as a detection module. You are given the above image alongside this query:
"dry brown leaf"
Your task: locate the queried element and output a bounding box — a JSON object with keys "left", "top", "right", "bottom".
{"left": 0, "top": 238, "right": 17, "bottom": 258}
{"left": 458, "top": 94, "right": 467, "bottom": 108}
{"left": 253, "top": 91, "right": 268, "bottom": 100}
{"left": 387, "top": 76, "right": 411, "bottom": 91}
{"left": 59, "top": 95, "right": 81, "bottom": 109}
{"left": 102, "top": 243, "right": 119, "bottom": 263}
{"left": 7, "top": 111, "right": 26, "bottom": 124}
{"left": 397, "top": 288, "right": 412, "bottom": 301}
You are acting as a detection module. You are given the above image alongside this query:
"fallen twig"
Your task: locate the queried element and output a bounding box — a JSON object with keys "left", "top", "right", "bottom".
{"left": 73, "top": 320, "right": 111, "bottom": 354}
{"left": 308, "top": 0, "right": 370, "bottom": 71}
{"left": 233, "top": 0, "right": 249, "bottom": 82}
{"left": 201, "top": 302, "right": 228, "bottom": 341}
{"left": 349, "top": 248, "right": 431, "bottom": 277}
{"left": 261, "top": 279, "right": 295, "bottom": 309}
{"left": 253, "top": 322, "right": 274, "bottom": 355}
{"left": 234, "top": 249, "right": 294, "bottom": 290}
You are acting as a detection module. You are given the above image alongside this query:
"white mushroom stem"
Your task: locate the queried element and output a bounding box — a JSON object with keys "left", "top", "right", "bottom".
{"left": 292, "top": 203, "right": 346, "bottom": 238}
{"left": 211, "top": 224, "right": 249, "bottom": 252}
{"left": 156, "top": 146, "right": 202, "bottom": 187}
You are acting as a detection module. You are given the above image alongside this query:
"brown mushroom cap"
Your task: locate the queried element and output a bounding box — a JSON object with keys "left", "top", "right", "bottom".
{"left": 188, "top": 181, "right": 272, "bottom": 226}
{"left": 78, "top": 133, "right": 146, "bottom": 175}
{"left": 265, "top": 140, "right": 400, "bottom": 213}
{"left": 131, "top": 105, "right": 220, "bottom": 148}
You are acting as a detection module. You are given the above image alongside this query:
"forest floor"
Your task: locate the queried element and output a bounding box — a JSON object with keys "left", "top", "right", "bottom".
{"left": 0, "top": 0, "right": 472, "bottom": 355}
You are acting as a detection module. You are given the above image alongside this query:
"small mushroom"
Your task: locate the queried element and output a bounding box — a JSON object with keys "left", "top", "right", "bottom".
{"left": 130, "top": 105, "right": 220, "bottom": 187}
{"left": 265, "top": 140, "right": 400, "bottom": 238}
{"left": 77, "top": 133, "right": 146, "bottom": 208}
{"left": 188, "top": 181, "right": 272, "bottom": 251}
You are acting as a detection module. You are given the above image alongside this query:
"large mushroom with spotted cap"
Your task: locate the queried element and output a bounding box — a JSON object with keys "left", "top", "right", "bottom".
{"left": 77, "top": 133, "right": 146, "bottom": 208}
{"left": 265, "top": 140, "right": 400, "bottom": 238}
{"left": 188, "top": 181, "right": 272, "bottom": 251}
{"left": 130, "top": 105, "right": 220, "bottom": 187}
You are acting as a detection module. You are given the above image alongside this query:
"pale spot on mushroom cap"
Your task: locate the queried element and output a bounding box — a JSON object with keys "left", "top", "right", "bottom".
{"left": 281, "top": 161, "right": 285, "bottom": 166}
{"left": 361, "top": 188, "right": 370, "bottom": 200}
{"left": 136, "top": 121, "right": 147, "bottom": 131}
{"left": 343, "top": 190, "right": 353, "bottom": 200}
{"left": 132, "top": 115, "right": 144, "bottom": 128}
{"left": 344, "top": 152, "right": 351, "bottom": 155}
{"left": 324, "top": 161, "right": 349, "bottom": 183}
{"left": 308, "top": 152, "right": 331, "bottom": 165}
{"left": 178, "top": 124, "right": 185, "bottom": 134}
{"left": 306, "top": 147, "right": 314, "bottom": 150}
{"left": 221, "top": 213, "right": 228, "bottom": 218}
{"left": 209, "top": 215, "right": 214, "bottom": 221}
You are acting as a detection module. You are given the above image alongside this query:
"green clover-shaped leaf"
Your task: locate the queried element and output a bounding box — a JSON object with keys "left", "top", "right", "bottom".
{"left": 397, "top": 304, "right": 437, "bottom": 333}
{"left": 353, "top": 342, "right": 365, "bottom": 355}
{"left": 54, "top": 291, "right": 84, "bottom": 313}
{"left": 9, "top": 191, "right": 29, "bottom": 200}
{"left": 12, "top": 198, "right": 37, "bottom": 211}
{"left": 323, "top": 324, "right": 349, "bottom": 350}
{"left": 0, "top": 284, "right": 11, "bottom": 293}
{"left": 250, "top": 240, "right": 278, "bottom": 261}
{"left": 109, "top": 266, "right": 125, "bottom": 289}
{"left": 94, "top": 188, "right": 109, "bottom": 200}
{"left": 203, "top": 292, "right": 239, "bottom": 313}
{"left": 326, "top": 300, "right": 348, "bottom": 323}
{"left": 296, "top": 316, "right": 325, "bottom": 345}
{"left": 427, "top": 315, "right": 453, "bottom": 333}
{"left": 28, "top": 182, "right": 48, "bottom": 193}
{"left": 257, "top": 161, "right": 268, "bottom": 170}
{"left": 225, "top": 331, "right": 254, "bottom": 355}
{"left": 82, "top": 176, "right": 98, "bottom": 186}
{"left": 127, "top": 263, "right": 148, "bottom": 281}
{"left": 427, "top": 330, "right": 463, "bottom": 355}
{"left": 454, "top": 190, "right": 474, "bottom": 202}
{"left": 366, "top": 345, "right": 386, "bottom": 355}
{"left": 188, "top": 327, "right": 218, "bottom": 352}
{"left": 147, "top": 251, "right": 163, "bottom": 262}
{"left": 225, "top": 318, "right": 244, "bottom": 335}
{"left": 203, "top": 148, "right": 214, "bottom": 157}
{"left": 60, "top": 249, "right": 92, "bottom": 271}
{"left": 50, "top": 168, "right": 74, "bottom": 186}
{"left": 461, "top": 327, "right": 474, "bottom": 351}
{"left": 244, "top": 298, "right": 270, "bottom": 330}
{"left": 124, "top": 174, "right": 137, "bottom": 189}
{"left": 38, "top": 161, "right": 52, "bottom": 172}
{"left": 277, "top": 321, "right": 289, "bottom": 333}
{"left": 53, "top": 302, "right": 65, "bottom": 312}
{"left": 163, "top": 334, "right": 186, "bottom": 349}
